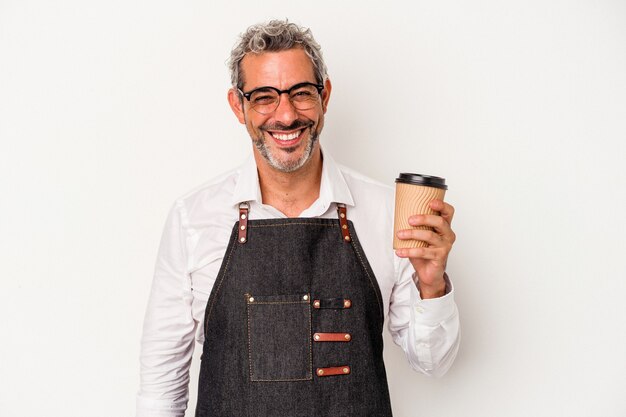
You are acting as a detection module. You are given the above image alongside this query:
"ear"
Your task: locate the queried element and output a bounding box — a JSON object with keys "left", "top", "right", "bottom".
{"left": 227, "top": 88, "right": 246, "bottom": 124}
{"left": 321, "top": 78, "right": 332, "bottom": 114}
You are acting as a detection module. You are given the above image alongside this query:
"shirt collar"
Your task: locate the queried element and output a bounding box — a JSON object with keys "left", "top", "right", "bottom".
{"left": 230, "top": 153, "right": 262, "bottom": 206}
{"left": 229, "top": 148, "right": 355, "bottom": 208}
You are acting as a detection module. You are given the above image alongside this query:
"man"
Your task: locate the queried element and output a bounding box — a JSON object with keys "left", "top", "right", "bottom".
{"left": 138, "top": 20, "right": 459, "bottom": 417}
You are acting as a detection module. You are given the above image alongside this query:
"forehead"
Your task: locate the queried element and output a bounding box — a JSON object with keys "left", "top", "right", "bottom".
{"left": 240, "top": 48, "right": 317, "bottom": 91}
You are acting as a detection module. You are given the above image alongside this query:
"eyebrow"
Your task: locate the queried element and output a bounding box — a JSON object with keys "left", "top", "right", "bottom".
{"left": 243, "top": 80, "right": 318, "bottom": 93}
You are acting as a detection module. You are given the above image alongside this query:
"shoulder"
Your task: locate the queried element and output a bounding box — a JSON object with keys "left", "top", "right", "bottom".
{"left": 337, "top": 163, "right": 394, "bottom": 210}
{"left": 172, "top": 167, "right": 240, "bottom": 221}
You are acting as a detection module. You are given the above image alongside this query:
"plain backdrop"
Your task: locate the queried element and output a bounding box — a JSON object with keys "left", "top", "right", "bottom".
{"left": 1, "top": 1, "right": 625, "bottom": 416}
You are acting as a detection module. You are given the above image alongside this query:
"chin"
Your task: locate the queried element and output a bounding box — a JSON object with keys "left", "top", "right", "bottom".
{"left": 257, "top": 133, "right": 319, "bottom": 173}
{"left": 266, "top": 152, "right": 312, "bottom": 173}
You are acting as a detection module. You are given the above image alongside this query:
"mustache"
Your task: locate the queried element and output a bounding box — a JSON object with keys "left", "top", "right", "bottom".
{"left": 260, "top": 119, "right": 313, "bottom": 132}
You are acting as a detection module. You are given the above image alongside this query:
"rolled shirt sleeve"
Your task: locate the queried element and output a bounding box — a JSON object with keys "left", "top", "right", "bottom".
{"left": 137, "top": 200, "right": 197, "bottom": 417}
{"left": 387, "top": 256, "right": 460, "bottom": 377}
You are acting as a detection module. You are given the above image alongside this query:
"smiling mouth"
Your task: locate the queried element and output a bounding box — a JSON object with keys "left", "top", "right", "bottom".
{"left": 269, "top": 129, "right": 304, "bottom": 141}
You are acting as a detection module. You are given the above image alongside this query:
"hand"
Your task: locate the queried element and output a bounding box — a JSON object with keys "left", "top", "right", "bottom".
{"left": 395, "top": 200, "right": 456, "bottom": 299}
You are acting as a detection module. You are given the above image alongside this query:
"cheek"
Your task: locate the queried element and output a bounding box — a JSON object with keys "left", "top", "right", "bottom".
{"left": 313, "top": 113, "right": 325, "bottom": 132}
{"left": 301, "top": 108, "right": 323, "bottom": 127}
{"left": 245, "top": 114, "right": 267, "bottom": 133}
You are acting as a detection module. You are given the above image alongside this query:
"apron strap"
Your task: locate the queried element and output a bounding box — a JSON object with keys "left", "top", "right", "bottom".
{"left": 238, "top": 202, "right": 249, "bottom": 244}
{"left": 336, "top": 203, "right": 351, "bottom": 243}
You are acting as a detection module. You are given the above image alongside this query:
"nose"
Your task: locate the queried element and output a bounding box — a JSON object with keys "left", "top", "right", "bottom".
{"left": 272, "top": 93, "right": 299, "bottom": 125}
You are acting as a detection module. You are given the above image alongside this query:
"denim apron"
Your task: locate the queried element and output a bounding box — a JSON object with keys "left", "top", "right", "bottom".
{"left": 195, "top": 203, "right": 393, "bottom": 416}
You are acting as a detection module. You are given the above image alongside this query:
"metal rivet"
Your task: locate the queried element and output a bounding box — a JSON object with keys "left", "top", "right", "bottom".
{"left": 343, "top": 367, "right": 349, "bottom": 374}
{"left": 249, "top": 297, "right": 254, "bottom": 303}
{"left": 240, "top": 225, "right": 246, "bottom": 230}
{"left": 303, "top": 294, "right": 309, "bottom": 301}
{"left": 344, "top": 300, "right": 351, "bottom": 308}
{"left": 317, "top": 369, "right": 324, "bottom": 376}
{"left": 340, "top": 213, "right": 345, "bottom": 218}
{"left": 240, "top": 237, "right": 246, "bottom": 243}
{"left": 342, "top": 224, "right": 347, "bottom": 230}
{"left": 240, "top": 214, "right": 247, "bottom": 219}
{"left": 344, "top": 236, "right": 351, "bottom": 241}
{"left": 314, "top": 334, "right": 320, "bottom": 341}
{"left": 344, "top": 334, "right": 351, "bottom": 341}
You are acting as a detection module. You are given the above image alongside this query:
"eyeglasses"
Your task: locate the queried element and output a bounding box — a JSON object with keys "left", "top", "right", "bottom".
{"left": 238, "top": 82, "right": 324, "bottom": 114}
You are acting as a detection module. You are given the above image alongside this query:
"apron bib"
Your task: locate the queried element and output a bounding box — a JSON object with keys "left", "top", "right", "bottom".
{"left": 195, "top": 203, "right": 393, "bottom": 417}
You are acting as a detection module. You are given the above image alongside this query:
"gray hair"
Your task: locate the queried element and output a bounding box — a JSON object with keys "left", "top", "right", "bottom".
{"left": 228, "top": 19, "right": 328, "bottom": 89}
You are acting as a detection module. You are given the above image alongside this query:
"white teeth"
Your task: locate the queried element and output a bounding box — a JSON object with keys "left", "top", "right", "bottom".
{"left": 271, "top": 130, "right": 301, "bottom": 141}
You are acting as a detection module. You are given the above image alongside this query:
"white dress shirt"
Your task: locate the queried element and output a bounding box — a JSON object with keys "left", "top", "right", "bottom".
{"left": 137, "top": 151, "right": 460, "bottom": 417}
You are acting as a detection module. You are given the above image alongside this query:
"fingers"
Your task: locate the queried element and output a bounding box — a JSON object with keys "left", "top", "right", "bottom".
{"left": 395, "top": 234, "right": 451, "bottom": 270}
{"left": 396, "top": 228, "right": 444, "bottom": 247}
{"left": 395, "top": 246, "right": 446, "bottom": 261}
{"left": 405, "top": 215, "right": 455, "bottom": 243}
{"left": 396, "top": 200, "right": 456, "bottom": 253}
{"left": 429, "top": 200, "right": 455, "bottom": 225}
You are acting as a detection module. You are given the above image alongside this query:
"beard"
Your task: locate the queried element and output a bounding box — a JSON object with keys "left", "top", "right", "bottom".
{"left": 253, "top": 119, "right": 319, "bottom": 173}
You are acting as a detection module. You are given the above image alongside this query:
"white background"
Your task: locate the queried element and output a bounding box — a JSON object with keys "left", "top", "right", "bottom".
{"left": 1, "top": 1, "right": 625, "bottom": 416}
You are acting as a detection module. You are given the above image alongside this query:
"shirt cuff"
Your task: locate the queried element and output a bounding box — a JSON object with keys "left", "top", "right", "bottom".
{"left": 411, "top": 272, "right": 456, "bottom": 324}
{"left": 136, "top": 395, "right": 187, "bottom": 417}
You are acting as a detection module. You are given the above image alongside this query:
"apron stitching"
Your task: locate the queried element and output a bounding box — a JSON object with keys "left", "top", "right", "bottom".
{"left": 247, "top": 301, "right": 309, "bottom": 305}
{"left": 250, "top": 377, "right": 314, "bottom": 382}
{"left": 349, "top": 227, "right": 385, "bottom": 322}
{"left": 246, "top": 302, "right": 253, "bottom": 381}
{"left": 248, "top": 222, "right": 335, "bottom": 228}
{"left": 307, "top": 300, "right": 313, "bottom": 379}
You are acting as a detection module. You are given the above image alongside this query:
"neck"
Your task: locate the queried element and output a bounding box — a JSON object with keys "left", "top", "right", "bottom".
{"left": 255, "top": 149, "right": 323, "bottom": 218}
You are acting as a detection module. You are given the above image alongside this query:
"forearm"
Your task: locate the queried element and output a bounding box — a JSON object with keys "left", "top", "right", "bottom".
{"left": 405, "top": 274, "right": 460, "bottom": 376}
{"left": 137, "top": 280, "right": 198, "bottom": 416}
{"left": 137, "top": 201, "right": 197, "bottom": 416}
{"left": 388, "top": 261, "right": 460, "bottom": 377}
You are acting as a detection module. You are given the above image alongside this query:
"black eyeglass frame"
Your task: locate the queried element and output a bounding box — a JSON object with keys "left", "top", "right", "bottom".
{"left": 237, "top": 82, "right": 325, "bottom": 108}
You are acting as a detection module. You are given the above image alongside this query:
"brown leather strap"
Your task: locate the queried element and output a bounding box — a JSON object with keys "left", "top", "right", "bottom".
{"left": 337, "top": 203, "right": 351, "bottom": 242}
{"left": 313, "top": 299, "right": 352, "bottom": 309}
{"left": 238, "top": 203, "right": 249, "bottom": 244}
{"left": 313, "top": 332, "right": 352, "bottom": 342}
{"left": 316, "top": 366, "right": 351, "bottom": 377}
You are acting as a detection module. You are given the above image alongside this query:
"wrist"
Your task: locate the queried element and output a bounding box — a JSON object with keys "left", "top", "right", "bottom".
{"left": 416, "top": 275, "right": 447, "bottom": 299}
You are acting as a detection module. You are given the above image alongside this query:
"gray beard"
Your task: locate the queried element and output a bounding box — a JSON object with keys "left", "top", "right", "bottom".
{"left": 254, "top": 130, "right": 319, "bottom": 173}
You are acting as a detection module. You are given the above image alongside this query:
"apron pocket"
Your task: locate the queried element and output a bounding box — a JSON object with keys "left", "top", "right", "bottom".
{"left": 246, "top": 293, "right": 312, "bottom": 381}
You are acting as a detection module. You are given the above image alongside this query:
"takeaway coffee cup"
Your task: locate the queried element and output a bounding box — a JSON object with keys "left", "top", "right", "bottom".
{"left": 393, "top": 173, "right": 448, "bottom": 249}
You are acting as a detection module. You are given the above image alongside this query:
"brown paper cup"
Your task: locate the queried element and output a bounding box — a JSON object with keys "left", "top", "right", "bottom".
{"left": 393, "top": 174, "right": 447, "bottom": 249}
